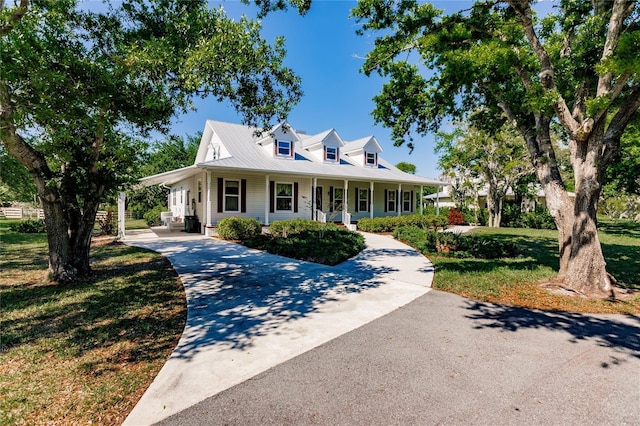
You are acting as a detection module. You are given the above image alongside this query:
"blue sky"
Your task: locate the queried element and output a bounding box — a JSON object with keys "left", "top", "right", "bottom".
{"left": 154, "top": 1, "right": 557, "bottom": 179}
{"left": 165, "top": 0, "right": 459, "bottom": 178}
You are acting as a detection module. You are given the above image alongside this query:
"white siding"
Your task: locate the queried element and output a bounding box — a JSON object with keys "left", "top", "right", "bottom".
{"left": 205, "top": 172, "right": 312, "bottom": 225}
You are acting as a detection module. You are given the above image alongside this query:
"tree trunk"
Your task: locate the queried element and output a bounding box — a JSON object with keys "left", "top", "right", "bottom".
{"left": 561, "top": 127, "right": 614, "bottom": 297}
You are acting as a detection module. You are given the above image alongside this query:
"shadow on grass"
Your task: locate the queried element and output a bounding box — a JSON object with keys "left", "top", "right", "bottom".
{"left": 599, "top": 220, "right": 640, "bottom": 239}
{"left": 431, "top": 233, "right": 559, "bottom": 274}
{"left": 0, "top": 244, "right": 186, "bottom": 365}
{"left": 434, "top": 229, "right": 638, "bottom": 288}
{"left": 465, "top": 300, "right": 640, "bottom": 362}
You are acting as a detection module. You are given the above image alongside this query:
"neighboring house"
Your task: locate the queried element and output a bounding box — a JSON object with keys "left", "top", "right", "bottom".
{"left": 141, "top": 120, "right": 445, "bottom": 234}
{"left": 424, "top": 182, "right": 568, "bottom": 212}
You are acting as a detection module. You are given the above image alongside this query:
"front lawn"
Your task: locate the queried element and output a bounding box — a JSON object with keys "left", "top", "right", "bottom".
{"left": 0, "top": 220, "right": 186, "bottom": 425}
{"left": 426, "top": 224, "right": 640, "bottom": 314}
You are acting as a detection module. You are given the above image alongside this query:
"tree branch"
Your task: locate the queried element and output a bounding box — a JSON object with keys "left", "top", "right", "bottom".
{"left": 596, "top": 0, "right": 635, "bottom": 97}
{"left": 507, "top": 0, "right": 580, "bottom": 136}
{"left": 0, "top": 0, "right": 29, "bottom": 36}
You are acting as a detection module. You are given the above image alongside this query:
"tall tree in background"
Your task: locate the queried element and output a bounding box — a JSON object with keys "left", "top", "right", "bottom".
{"left": 436, "top": 122, "right": 532, "bottom": 227}
{"left": 1, "top": 0, "right": 305, "bottom": 282}
{"left": 128, "top": 134, "right": 201, "bottom": 217}
{"left": 352, "top": 0, "right": 640, "bottom": 297}
{"left": 395, "top": 161, "right": 417, "bottom": 174}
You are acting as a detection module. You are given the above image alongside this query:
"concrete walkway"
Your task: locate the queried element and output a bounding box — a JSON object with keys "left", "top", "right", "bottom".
{"left": 122, "top": 229, "right": 434, "bottom": 425}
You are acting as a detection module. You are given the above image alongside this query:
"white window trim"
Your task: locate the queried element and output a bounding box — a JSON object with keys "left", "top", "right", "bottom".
{"left": 333, "top": 187, "right": 344, "bottom": 211}
{"left": 358, "top": 188, "right": 368, "bottom": 212}
{"left": 402, "top": 191, "right": 412, "bottom": 212}
{"left": 276, "top": 140, "right": 293, "bottom": 157}
{"left": 324, "top": 146, "right": 338, "bottom": 162}
{"left": 224, "top": 179, "right": 241, "bottom": 212}
{"left": 275, "top": 182, "right": 294, "bottom": 212}
{"left": 365, "top": 152, "right": 377, "bottom": 166}
{"left": 387, "top": 190, "right": 396, "bottom": 212}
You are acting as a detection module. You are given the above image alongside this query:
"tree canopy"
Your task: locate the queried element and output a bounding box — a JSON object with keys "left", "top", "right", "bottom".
{"left": 352, "top": 0, "right": 640, "bottom": 297}
{"left": 395, "top": 161, "right": 417, "bottom": 174}
{"left": 436, "top": 121, "right": 532, "bottom": 227}
{"left": 0, "top": 0, "right": 306, "bottom": 282}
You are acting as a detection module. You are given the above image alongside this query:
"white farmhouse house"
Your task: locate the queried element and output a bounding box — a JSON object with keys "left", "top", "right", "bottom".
{"left": 140, "top": 120, "right": 445, "bottom": 235}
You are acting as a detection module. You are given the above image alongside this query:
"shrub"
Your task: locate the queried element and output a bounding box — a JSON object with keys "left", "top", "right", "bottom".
{"left": 97, "top": 210, "right": 117, "bottom": 235}
{"left": 393, "top": 225, "right": 518, "bottom": 259}
{"left": 9, "top": 219, "right": 46, "bottom": 234}
{"left": 143, "top": 205, "right": 166, "bottom": 226}
{"left": 217, "top": 217, "right": 262, "bottom": 240}
{"left": 269, "top": 218, "right": 321, "bottom": 237}
{"left": 357, "top": 213, "right": 447, "bottom": 233}
{"left": 245, "top": 227, "right": 365, "bottom": 265}
{"left": 447, "top": 208, "right": 465, "bottom": 226}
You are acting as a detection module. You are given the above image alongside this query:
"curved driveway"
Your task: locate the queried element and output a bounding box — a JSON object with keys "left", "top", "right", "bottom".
{"left": 123, "top": 231, "right": 434, "bottom": 425}
{"left": 123, "top": 229, "right": 640, "bottom": 426}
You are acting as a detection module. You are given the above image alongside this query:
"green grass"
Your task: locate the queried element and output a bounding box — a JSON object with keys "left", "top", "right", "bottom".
{"left": 427, "top": 223, "right": 640, "bottom": 313}
{"left": 0, "top": 219, "right": 186, "bottom": 425}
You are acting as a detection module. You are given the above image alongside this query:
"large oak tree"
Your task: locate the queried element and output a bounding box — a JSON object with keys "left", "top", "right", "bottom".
{"left": 352, "top": 0, "right": 640, "bottom": 297}
{"left": 1, "top": 0, "right": 305, "bottom": 282}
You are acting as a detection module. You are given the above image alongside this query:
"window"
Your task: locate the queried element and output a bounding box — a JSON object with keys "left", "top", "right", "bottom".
{"left": 358, "top": 188, "right": 368, "bottom": 212}
{"left": 365, "top": 152, "right": 377, "bottom": 166}
{"left": 325, "top": 146, "right": 338, "bottom": 162}
{"left": 224, "top": 180, "right": 240, "bottom": 212}
{"left": 276, "top": 140, "right": 292, "bottom": 157}
{"left": 333, "top": 188, "right": 344, "bottom": 211}
{"left": 403, "top": 191, "right": 412, "bottom": 212}
{"left": 276, "top": 183, "right": 293, "bottom": 211}
{"left": 387, "top": 190, "right": 396, "bottom": 212}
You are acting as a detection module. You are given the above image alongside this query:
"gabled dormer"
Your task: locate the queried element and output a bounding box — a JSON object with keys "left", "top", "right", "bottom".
{"left": 196, "top": 121, "right": 232, "bottom": 163}
{"left": 256, "top": 122, "right": 300, "bottom": 159}
{"left": 300, "top": 128, "right": 345, "bottom": 163}
{"left": 342, "top": 136, "right": 383, "bottom": 167}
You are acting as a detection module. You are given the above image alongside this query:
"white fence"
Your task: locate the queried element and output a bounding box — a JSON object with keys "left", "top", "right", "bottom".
{"left": 1, "top": 208, "right": 132, "bottom": 222}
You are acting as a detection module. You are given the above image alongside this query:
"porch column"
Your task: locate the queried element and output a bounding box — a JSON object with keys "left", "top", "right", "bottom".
{"left": 436, "top": 185, "right": 441, "bottom": 215}
{"left": 397, "top": 183, "right": 402, "bottom": 216}
{"left": 312, "top": 177, "right": 317, "bottom": 220}
{"left": 420, "top": 185, "right": 424, "bottom": 215}
{"left": 265, "top": 175, "right": 270, "bottom": 225}
{"left": 369, "top": 181, "right": 374, "bottom": 219}
{"left": 343, "top": 179, "right": 349, "bottom": 224}
{"left": 206, "top": 171, "right": 212, "bottom": 226}
{"left": 117, "top": 191, "right": 126, "bottom": 240}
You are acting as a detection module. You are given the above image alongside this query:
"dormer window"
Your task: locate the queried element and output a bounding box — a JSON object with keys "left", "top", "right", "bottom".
{"left": 365, "top": 152, "right": 377, "bottom": 166}
{"left": 324, "top": 146, "right": 338, "bottom": 162}
{"left": 276, "top": 140, "right": 293, "bottom": 157}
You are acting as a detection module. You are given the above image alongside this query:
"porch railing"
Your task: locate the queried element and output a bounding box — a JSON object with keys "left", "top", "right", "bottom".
{"left": 316, "top": 209, "right": 326, "bottom": 223}
{"left": 343, "top": 211, "right": 351, "bottom": 225}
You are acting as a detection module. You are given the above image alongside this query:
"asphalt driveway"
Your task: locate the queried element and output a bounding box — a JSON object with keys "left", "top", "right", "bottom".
{"left": 157, "top": 289, "right": 640, "bottom": 426}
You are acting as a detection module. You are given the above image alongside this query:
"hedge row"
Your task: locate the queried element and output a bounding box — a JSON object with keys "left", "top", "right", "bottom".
{"left": 356, "top": 214, "right": 448, "bottom": 233}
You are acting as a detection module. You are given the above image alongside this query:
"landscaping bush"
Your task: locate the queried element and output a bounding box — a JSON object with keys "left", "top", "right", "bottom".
{"left": 217, "top": 217, "right": 262, "bottom": 240}
{"left": 9, "top": 219, "right": 46, "bottom": 233}
{"left": 97, "top": 210, "right": 117, "bottom": 235}
{"left": 519, "top": 209, "right": 556, "bottom": 229}
{"left": 245, "top": 226, "right": 365, "bottom": 265}
{"left": 357, "top": 213, "right": 447, "bottom": 233}
{"left": 502, "top": 203, "right": 556, "bottom": 230}
{"left": 269, "top": 218, "right": 322, "bottom": 237}
{"left": 447, "top": 208, "right": 465, "bottom": 226}
{"left": 143, "top": 205, "right": 166, "bottom": 226}
{"left": 393, "top": 225, "right": 518, "bottom": 259}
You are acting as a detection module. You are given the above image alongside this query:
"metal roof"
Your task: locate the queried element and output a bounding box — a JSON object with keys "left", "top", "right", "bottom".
{"left": 142, "top": 120, "right": 446, "bottom": 187}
